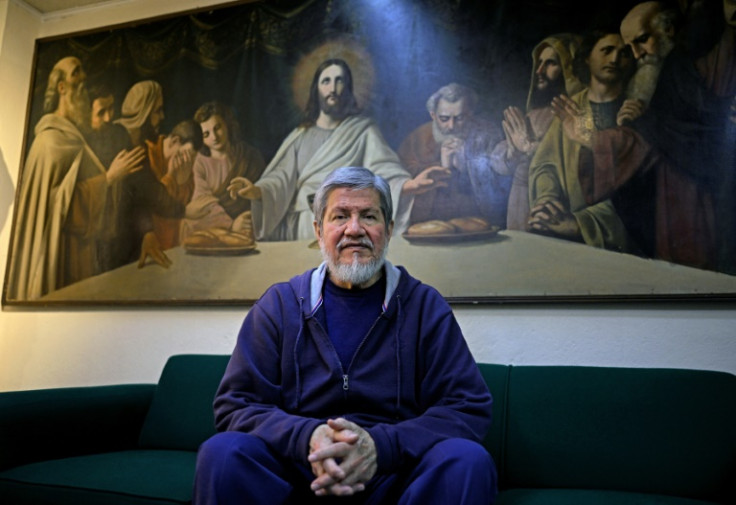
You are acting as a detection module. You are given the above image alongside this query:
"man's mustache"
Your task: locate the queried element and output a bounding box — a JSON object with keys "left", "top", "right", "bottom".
{"left": 337, "top": 237, "right": 373, "bottom": 251}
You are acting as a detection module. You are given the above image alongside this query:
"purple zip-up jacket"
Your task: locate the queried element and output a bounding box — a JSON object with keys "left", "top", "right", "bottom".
{"left": 213, "top": 260, "right": 493, "bottom": 473}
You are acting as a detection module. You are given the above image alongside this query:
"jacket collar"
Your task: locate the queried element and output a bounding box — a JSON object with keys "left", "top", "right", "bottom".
{"left": 307, "top": 260, "right": 401, "bottom": 316}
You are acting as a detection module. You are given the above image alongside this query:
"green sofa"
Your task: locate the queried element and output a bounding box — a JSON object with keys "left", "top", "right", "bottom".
{"left": 0, "top": 354, "right": 733, "bottom": 504}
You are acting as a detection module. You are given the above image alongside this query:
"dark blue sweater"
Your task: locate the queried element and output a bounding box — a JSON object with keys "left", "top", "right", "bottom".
{"left": 213, "top": 261, "right": 493, "bottom": 473}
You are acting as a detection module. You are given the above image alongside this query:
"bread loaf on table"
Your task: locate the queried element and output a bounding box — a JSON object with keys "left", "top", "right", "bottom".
{"left": 448, "top": 216, "right": 490, "bottom": 232}
{"left": 184, "top": 228, "right": 255, "bottom": 248}
{"left": 406, "top": 220, "right": 458, "bottom": 235}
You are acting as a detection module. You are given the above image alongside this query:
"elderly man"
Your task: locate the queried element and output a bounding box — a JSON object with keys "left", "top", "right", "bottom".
{"left": 398, "top": 83, "right": 510, "bottom": 226}
{"left": 488, "top": 34, "right": 584, "bottom": 229}
{"left": 528, "top": 28, "right": 637, "bottom": 253}
{"left": 618, "top": 1, "right": 679, "bottom": 123}
{"left": 226, "top": 58, "right": 448, "bottom": 241}
{"left": 6, "top": 57, "right": 143, "bottom": 300}
{"left": 193, "top": 166, "right": 496, "bottom": 505}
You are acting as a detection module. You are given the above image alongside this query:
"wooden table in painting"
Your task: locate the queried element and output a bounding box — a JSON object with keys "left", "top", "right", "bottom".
{"left": 39, "top": 231, "right": 736, "bottom": 304}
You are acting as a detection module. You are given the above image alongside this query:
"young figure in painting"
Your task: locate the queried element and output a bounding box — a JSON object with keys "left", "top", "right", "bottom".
{"left": 146, "top": 120, "right": 203, "bottom": 249}
{"left": 487, "top": 34, "right": 584, "bottom": 230}
{"left": 181, "top": 101, "right": 266, "bottom": 240}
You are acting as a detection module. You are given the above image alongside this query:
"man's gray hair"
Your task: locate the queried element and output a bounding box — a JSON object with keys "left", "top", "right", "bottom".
{"left": 313, "top": 166, "right": 393, "bottom": 231}
{"left": 425, "top": 82, "right": 478, "bottom": 115}
{"left": 43, "top": 66, "right": 65, "bottom": 114}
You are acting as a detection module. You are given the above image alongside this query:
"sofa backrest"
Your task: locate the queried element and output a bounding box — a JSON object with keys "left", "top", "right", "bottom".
{"left": 138, "top": 354, "right": 230, "bottom": 451}
{"left": 140, "top": 355, "right": 735, "bottom": 504}
{"left": 499, "top": 365, "right": 735, "bottom": 503}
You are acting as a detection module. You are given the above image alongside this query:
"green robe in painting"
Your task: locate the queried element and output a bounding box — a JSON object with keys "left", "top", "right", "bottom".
{"left": 528, "top": 89, "right": 633, "bottom": 253}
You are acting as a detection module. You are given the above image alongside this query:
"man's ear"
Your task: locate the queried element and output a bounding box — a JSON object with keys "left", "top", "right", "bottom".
{"left": 57, "top": 79, "right": 68, "bottom": 96}
{"left": 313, "top": 220, "right": 322, "bottom": 242}
{"left": 387, "top": 220, "right": 394, "bottom": 239}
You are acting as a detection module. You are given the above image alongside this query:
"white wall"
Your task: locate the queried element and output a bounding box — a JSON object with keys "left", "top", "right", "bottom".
{"left": 1, "top": 0, "right": 734, "bottom": 392}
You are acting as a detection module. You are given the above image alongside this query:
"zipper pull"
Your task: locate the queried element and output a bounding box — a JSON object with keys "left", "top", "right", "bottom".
{"left": 342, "top": 374, "right": 349, "bottom": 391}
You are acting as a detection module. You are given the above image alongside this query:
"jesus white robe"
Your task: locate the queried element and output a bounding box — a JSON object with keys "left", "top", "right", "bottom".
{"left": 252, "top": 115, "right": 412, "bottom": 241}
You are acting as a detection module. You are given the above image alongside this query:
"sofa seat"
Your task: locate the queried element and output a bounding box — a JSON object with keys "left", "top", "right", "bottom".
{"left": 496, "top": 488, "right": 724, "bottom": 505}
{"left": 0, "top": 450, "right": 195, "bottom": 505}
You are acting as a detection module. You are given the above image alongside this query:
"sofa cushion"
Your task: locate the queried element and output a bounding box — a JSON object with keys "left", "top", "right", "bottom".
{"left": 503, "top": 366, "right": 736, "bottom": 503}
{"left": 0, "top": 450, "right": 196, "bottom": 505}
{"left": 138, "top": 354, "right": 230, "bottom": 451}
{"left": 496, "top": 488, "right": 723, "bottom": 505}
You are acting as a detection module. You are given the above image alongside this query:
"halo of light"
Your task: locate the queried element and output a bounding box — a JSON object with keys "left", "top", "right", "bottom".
{"left": 291, "top": 36, "right": 375, "bottom": 113}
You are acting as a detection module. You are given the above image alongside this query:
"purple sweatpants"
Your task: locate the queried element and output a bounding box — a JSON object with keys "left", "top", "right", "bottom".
{"left": 193, "top": 431, "right": 497, "bottom": 504}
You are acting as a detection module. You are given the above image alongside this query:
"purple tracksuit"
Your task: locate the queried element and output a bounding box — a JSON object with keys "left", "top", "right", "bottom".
{"left": 194, "top": 261, "right": 496, "bottom": 504}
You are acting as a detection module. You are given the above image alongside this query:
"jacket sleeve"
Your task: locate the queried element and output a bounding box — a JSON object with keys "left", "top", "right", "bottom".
{"left": 213, "top": 288, "right": 322, "bottom": 464}
{"left": 366, "top": 290, "right": 493, "bottom": 473}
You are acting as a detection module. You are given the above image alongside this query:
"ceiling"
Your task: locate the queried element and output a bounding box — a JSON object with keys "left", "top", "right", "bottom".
{"left": 21, "top": 0, "right": 118, "bottom": 14}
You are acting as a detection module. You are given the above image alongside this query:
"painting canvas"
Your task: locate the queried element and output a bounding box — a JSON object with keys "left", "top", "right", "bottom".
{"left": 3, "top": 0, "right": 736, "bottom": 306}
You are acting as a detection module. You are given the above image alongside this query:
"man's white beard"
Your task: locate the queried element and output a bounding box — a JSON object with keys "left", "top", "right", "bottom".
{"left": 320, "top": 238, "right": 388, "bottom": 287}
{"left": 626, "top": 36, "right": 674, "bottom": 106}
{"left": 626, "top": 55, "right": 664, "bottom": 105}
{"left": 432, "top": 120, "right": 465, "bottom": 144}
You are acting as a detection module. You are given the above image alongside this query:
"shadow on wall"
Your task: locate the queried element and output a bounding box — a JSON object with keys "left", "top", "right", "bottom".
{"left": 0, "top": 147, "right": 14, "bottom": 236}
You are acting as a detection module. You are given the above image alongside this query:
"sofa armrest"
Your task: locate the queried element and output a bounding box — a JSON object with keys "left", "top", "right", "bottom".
{"left": 0, "top": 384, "right": 155, "bottom": 471}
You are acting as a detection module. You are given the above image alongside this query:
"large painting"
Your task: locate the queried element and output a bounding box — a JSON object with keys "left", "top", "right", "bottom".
{"left": 3, "top": 0, "right": 736, "bottom": 306}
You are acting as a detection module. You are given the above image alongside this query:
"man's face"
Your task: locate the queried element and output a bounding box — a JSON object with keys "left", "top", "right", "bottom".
{"left": 56, "top": 57, "right": 89, "bottom": 127}
{"left": 314, "top": 187, "right": 393, "bottom": 289}
{"left": 535, "top": 46, "right": 563, "bottom": 91}
{"left": 318, "top": 64, "right": 346, "bottom": 115}
{"left": 90, "top": 95, "right": 114, "bottom": 131}
{"left": 726, "top": 0, "right": 736, "bottom": 27}
{"left": 430, "top": 98, "right": 469, "bottom": 137}
{"left": 200, "top": 114, "right": 230, "bottom": 154}
{"left": 587, "top": 34, "right": 632, "bottom": 85}
{"left": 620, "top": 6, "right": 674, "bottom": 62}
{"left": 149, "top": 95, "right": 165, "bottom": 134}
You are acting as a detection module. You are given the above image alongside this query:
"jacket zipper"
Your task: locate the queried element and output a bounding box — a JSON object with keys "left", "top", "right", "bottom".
{"left": 341, "top": 315, "right": 384, "bottom": 396}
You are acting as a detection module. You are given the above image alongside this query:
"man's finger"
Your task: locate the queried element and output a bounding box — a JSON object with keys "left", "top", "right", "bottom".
{"left": 332, "top": 430, "right": 359, "bottom": 444}
{"left": 308, "top": 442, "right": 351, "bottom": 462}
{"left": 137, "top": 250, "right": 147, "bottom": 269}
{"left": 544, "top": 200, "right": 565, "bottom": 217}
{"left": 147, "top": 248, "right": 172, "bottom": 269}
